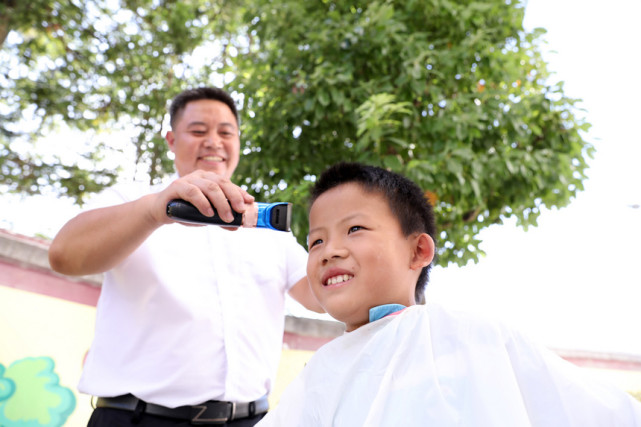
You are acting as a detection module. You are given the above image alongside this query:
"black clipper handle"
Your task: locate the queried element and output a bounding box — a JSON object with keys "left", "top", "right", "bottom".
{"left": 166, "top": 199, "right": 243, "bottom": 227}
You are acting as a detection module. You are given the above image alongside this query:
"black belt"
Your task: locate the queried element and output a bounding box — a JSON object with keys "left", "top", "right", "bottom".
{"left": 95, "top": 394, "right": 269, "bottom": 425}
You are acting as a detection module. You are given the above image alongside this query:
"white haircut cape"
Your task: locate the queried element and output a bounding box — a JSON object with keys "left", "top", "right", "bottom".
{"left": 259, "top": 304, "right": 641, "bottom": 426}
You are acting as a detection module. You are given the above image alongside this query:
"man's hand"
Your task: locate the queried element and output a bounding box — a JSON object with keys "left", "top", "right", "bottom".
{"left": 152, "top": 170, "right": 255, "bottom": 226}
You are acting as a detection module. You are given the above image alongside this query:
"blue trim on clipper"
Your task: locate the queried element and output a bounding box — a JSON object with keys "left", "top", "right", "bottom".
{"left": 256, "top": 203, "right": 273, "bottom": 229}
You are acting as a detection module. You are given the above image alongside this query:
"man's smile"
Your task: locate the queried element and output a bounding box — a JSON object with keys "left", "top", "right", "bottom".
{"left": 200, "top": 155, "right": 225, "bottom": 162}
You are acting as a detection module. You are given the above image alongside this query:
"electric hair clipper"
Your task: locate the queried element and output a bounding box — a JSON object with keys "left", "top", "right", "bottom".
{"left": 166, "top": 199, "right": 292, "bottom": 232}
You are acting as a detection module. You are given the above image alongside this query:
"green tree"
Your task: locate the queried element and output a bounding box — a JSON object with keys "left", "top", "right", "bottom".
{"left": 0, "top": 0, "right": 591, "bottom": 265}
{"left": 227, "top": 0, "right": 592, "bottom": 265}
{"left": 0, "top": 0, "right": 243, "bottom": 201}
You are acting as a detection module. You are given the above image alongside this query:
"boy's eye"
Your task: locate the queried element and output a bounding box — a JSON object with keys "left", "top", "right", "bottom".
{"left": 308, "top": 238, "right": 322, "bottom": 249}
{"left": 348, "top": 225, "right": 363, "bottom": 233}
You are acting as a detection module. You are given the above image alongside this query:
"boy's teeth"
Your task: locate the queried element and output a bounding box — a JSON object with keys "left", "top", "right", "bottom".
{"left": 326, "top": 274, "right": 353, "bottom": 286}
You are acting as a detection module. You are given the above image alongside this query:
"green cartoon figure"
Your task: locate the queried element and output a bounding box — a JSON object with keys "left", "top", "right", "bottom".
{"left": 0, "top": 357, "right": 75, "bottom": 427}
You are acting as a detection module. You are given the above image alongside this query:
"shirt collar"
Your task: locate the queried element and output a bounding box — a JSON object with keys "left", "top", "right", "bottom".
{"left": 368, "top": 304, "right": 407, "bottom": 323}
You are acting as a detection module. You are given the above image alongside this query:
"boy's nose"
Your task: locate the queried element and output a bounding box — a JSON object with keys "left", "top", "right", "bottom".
{"left": 321, "top": 242, "right": 348, "bottom": 264}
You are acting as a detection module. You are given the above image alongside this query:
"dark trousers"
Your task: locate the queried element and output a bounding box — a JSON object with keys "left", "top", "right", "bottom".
{"left": 87, "top": 407, "right": 266, "bottom": 427}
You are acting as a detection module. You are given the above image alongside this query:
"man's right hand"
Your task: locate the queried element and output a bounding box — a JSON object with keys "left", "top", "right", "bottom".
{"left": 152, "top": 170, "right": 255, "bottom": 227}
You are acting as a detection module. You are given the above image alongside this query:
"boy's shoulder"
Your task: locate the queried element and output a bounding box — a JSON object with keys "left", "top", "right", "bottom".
{"left": 314, "top": 302, "right": 518, "bottom": 361}
{"left": 399, "top": 303, "right": 514, "bottom": 338}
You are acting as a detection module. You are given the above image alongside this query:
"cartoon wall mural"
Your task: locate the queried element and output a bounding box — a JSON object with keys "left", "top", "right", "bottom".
{"left": 0, "top": 283, "right": 96, "bottom": 426}
{"left": 0, "top": 357, "right": 75, "bottom": 427}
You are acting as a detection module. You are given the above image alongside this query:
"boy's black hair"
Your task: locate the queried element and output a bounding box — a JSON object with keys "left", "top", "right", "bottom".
{"left": 309, "top": 162, "right": 437, "bottom": 304}
{"left": 168, "top": 87, "right": 239, "bottom": 129}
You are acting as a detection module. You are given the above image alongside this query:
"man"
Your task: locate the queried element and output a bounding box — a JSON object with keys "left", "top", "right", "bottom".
{"left": 49, "top": 87, "right": 322, "bottom": 426}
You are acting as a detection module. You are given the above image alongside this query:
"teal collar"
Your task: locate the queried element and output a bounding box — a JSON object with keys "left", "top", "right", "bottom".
{"left": 369, "top": 304, "right": 407, "bottom": 323}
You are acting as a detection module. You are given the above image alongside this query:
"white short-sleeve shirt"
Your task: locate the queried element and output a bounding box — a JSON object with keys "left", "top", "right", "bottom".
{"left": 77, "top": 179, "right": 308, "bottom": 407}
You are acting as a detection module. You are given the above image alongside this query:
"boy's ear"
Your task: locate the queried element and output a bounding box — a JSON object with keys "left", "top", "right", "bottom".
{"left": 410, "top": 233, "right": 435, "bottom": 270}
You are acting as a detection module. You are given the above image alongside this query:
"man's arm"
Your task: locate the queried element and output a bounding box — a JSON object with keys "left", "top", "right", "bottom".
{"left": 288, "top": 277, "right": 324, "bottom": 313}
{"left": 49, "top": 170, "right": 254, "bottom": 276}
{"left": 48, "top": 195, "right": 160, "bottom": 276}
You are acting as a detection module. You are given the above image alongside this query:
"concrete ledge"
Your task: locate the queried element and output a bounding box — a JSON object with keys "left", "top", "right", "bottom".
{"left": 285, "top": 315, "right": 344, "bottom": 339}
{"left": 0, "top": 229, "right": 102, "bottom": 286}
{"left": 553, "top": 348, "right": 641, "bottom": 371}
{"left": 0, "top": 229, "right": 51, "bottom": 271}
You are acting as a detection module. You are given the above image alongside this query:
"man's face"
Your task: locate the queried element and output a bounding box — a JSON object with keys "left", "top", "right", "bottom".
{"left": 166, "top": 99, "right": 240, "bottom": 178}
{"left": 307, "top": 183, "right": 419, "bottom": 331}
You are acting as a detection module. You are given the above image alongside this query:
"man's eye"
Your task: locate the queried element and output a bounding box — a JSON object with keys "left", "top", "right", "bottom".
{"left": 192, "top": 130, "right": 206, "bottom": 136}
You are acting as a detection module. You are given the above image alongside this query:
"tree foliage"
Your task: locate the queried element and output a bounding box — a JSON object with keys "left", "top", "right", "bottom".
{"left": 227, "top": 0, "right": 592, "bottom": 265}
{"left": 0, "top": 0, "right": 242, "bottom": 200}
{"left": 0, "top": 0, "right": 592, "bottom": 265}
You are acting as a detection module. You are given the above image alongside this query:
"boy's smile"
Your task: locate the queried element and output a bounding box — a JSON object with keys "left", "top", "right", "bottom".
{"left": 307, "top": 182, "right": 421, "bottom": 331}
{"left": 322, "top": 269, "right": 354, "bottom": 288}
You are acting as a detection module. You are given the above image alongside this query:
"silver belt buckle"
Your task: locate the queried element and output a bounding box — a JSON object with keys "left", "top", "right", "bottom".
{"left": 190, "top": 402, "right": 232, "bottom": 425}
{"left": 230, "top": 401, "right": 237, "bottom": 420}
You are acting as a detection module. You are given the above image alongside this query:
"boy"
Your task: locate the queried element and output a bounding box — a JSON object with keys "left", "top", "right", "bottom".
{"left": 258, "top": 162, "right": 641, "bottom": 426}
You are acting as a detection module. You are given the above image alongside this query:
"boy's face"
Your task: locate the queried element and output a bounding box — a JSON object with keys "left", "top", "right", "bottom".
{"left": 166, "top": 99, "right": 240, "bottom": 178}
{"left": 307, "top": 182, "right": 422, "bottom": 331}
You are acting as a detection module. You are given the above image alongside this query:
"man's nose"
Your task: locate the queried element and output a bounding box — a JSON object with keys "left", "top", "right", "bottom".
{"left": 204, "top": 134, "right": 223, "bottom": 148}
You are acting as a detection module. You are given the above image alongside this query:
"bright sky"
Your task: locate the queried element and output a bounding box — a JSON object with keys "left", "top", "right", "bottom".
{"left": 427, "top": 0, "right": 641, "bottom": 356}
{"left": 2, "top": 0, "right": 640, "bottom": 355}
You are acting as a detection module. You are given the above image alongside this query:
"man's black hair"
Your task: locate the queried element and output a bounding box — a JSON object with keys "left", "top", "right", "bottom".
{"left": 309, "top": 162, "right": 437, "bottom": 304}
{"left": 168, "top": 87, "right": 239, "bottom": 129}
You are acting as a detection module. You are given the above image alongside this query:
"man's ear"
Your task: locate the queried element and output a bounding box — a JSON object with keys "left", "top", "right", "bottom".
{"left": 410, "top": 233, "right": 435, "bottom": 270}
{"left": 166, "top": 130, "right": 176, "bottom": 152}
